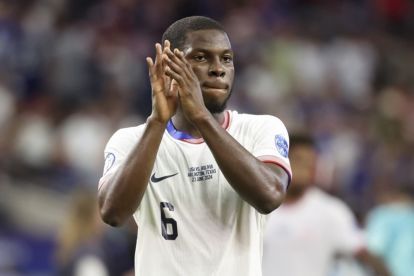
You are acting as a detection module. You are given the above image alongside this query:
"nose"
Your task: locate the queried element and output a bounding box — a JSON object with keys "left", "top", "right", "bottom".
{"left": 208, "top": 58, "right": 225, "bottom": 78}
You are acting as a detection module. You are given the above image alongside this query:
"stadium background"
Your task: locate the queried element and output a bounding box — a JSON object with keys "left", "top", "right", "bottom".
{"left": 0, "top": 0, "right": 413, "bottom": 275}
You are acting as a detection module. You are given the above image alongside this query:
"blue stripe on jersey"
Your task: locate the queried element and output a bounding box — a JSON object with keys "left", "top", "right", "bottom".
{"left": 166, "top": 120, "right": 196, "bottom": 140}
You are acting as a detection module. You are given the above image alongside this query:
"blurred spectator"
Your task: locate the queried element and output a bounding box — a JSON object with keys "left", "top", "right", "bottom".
{"left": 11, "top": 95, "right": 56, "bottom": 170}
{"left": 366, "top": 182, "right": 414, "bottom": 276}
{"left": 0, "top": 83, "right": 15, "bottom": 128}
{"left": 262, "top": 134, "right": 390, "bottom": 276}
{"left": 56, "top": 101, "right": 113, "bottom": 184}
{"left": 55, "top": 189, "right": 109, "bottom": 276}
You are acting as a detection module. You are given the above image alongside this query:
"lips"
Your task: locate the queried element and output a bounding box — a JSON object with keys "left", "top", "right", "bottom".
{"left": 202, "top": 82, "right": 228, "bottom": 90}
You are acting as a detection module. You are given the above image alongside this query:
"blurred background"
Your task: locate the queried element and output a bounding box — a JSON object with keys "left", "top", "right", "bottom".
{"left": 0, "top": 0, "right": 413, "bottom": 275}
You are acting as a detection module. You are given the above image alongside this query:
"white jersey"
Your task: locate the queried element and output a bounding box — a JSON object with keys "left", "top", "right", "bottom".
{"left": 99, "top": 110, "right": 291, "bottom": 276}
{"left": 262, "top": 188, "right": 365, "bottom": 276}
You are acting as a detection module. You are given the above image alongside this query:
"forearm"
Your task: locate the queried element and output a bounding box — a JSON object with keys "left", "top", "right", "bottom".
{"left": 194, "top": 114, "right": 287, "bottom": 214}
{"left": 98, "top": 119, "right": 166, "bottom": 226}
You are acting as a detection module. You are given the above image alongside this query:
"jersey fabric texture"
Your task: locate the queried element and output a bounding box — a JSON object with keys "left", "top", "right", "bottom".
{"left": 99, "top": 110, "right": 291, "bottom": 276}
{"left": 262, "top": 187, "right": 365, "bottom": 276}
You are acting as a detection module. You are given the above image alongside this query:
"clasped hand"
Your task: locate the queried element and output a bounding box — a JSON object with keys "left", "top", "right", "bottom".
{"left": 146, "top": 40, "right": 207, "bottom": 124}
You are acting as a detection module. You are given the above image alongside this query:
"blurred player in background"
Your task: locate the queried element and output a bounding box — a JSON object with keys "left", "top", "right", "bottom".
{"left": 366, "top": 181, "right": 414, "bottom": 276}
{"left": 262, "top": 134, "right": 390, "bottom": 276}
{"left": 98, "top": 16, "right": 291, "bottom": 275}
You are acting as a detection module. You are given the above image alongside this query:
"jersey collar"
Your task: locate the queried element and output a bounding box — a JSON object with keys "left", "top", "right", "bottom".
{"left": 166, "top": 111, "right": 230, "bottom": 144}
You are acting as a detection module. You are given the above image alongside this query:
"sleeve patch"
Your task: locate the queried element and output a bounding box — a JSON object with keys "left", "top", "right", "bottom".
{"left": 275, "top": 135, "right": 289, "bottom": 158}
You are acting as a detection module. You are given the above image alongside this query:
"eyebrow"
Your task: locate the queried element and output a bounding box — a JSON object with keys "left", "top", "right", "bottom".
{"left": 189, "top": 48, "right": 233, "bottom": 54}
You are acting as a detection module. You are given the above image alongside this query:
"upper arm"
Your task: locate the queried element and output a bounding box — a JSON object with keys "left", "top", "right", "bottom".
{"left": 98, "top": 127, "right": 141, "bottom": 190}
{"left": 264, "top": 162, "right": 290, "bottom": 193}
{"left": 250, "top": 115, "right": 292, "bottom": 188}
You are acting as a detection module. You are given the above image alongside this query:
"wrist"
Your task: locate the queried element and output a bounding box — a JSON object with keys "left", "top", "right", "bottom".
{"left": 189, "top": 110, "right": 214, "bottom": 126}
{"left": 147, "top": 116, "right": 169, "bottom": 128}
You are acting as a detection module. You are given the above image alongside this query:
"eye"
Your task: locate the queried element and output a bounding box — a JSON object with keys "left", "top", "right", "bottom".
{"left": 223, "top": 55, "right": 233, "bottom": 63}
{"left": 194, "top": 55, "right": 206, "bottom": 62}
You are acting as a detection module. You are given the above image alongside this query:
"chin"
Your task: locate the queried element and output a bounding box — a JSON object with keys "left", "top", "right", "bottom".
{"left": 206, "top": 103, "right": 227, "bottom": 114}
{"left": 204, "top": 89, "right": 232, "bottom": 114}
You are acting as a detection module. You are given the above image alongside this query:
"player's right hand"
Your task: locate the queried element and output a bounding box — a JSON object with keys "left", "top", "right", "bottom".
{"left": 146, "top": 40, "right": 178, "bottom": 124}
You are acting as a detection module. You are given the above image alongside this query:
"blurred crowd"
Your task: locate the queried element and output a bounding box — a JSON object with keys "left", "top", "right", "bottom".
{"left": 0, "top": 0, "right": 413, "bottom": 275}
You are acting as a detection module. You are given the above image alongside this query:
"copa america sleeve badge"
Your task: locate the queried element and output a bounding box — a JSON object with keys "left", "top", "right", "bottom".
{"left": 275, "top": 135, "right": 289, "bottom": 158}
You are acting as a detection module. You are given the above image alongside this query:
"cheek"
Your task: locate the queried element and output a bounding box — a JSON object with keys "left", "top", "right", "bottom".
{"left": 228, "top": 68, "right": 235, "bottom": 83}
{"left": 191, "top": 66, "right": 207, "bottom": 80}
{"left": 225, "top": 66, "right": 234, "bottom": 84}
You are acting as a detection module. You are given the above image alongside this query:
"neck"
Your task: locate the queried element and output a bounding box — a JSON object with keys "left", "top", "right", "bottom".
{"left": 171, "top": 110, "right": 225, "bottom": 138}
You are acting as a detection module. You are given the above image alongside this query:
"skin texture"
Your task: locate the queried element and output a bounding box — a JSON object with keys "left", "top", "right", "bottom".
{"left": 98, "top": 29, "right": 289, "bottom": 227}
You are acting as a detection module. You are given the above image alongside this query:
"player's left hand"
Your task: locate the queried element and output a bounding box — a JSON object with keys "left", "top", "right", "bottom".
{"left": 163, "top": 48, "right": 208, "bottom": 122}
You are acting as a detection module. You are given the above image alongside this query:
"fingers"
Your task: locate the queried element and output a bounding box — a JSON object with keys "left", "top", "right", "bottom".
{"left": 164, "top": 48, "right": 186, "bottom": 68}
{"left": 165, "top": 80, "right": 179, "bottom": 98}
{"left": 163, "top": 40, "right": 170, "bottom": 52}
{"left": 147, "top": 41, "right": 188, "bottom": 96}
{"left": 165, "top": 65, "right": 184, "bottom": 87}
{"left": 149, "top": 40, "right": 171, "bottom": 68}
{"left": 155, "top": 43, "right": 162, "bottom": 65}
{"left": 168, "top": 79, "right": 179, "bottom": 97}
{"left": 160, "top": 41, "right": 168, "bottom": 70}
{"left": 163, "top": 48, "right": 193, "bottom": 81}
{"left": 147, "top": 42, "right": 171, "bottom": 94}
{"left": 146, "top": 53, "right": 164, "bottom": 94}
{"left": 162, "top": 40, "right": 173, "bottom": 96}
{"left": 146, "top": 57, "right": 155, "bottom": 81}
{"left": 146, "top": 57, "right": 154, "bottom": 67}
{"left": 173, "top": 48, "right": 187, "bottom": 65}
{"left": 163, "top": 54, "right": 184, "bottom": 75}
{"left": 146, "top": 43, "right": 163, "bottom": 80}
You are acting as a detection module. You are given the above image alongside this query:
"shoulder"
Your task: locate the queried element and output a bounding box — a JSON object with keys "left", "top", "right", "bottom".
{"left": 108, "top": 124, "right": 146, "bottom": 142}
{"left": 228, "top": 110, "right": 287, "bottom": 131}
{"left": 229, "top": 110, "right": 284, "bottom": 124}
{"left": 112, "top": 124, "right": 146, "bottom": 138}
{"left": 104, "top": 124, "right": 147, "bottom": 151}
{"left": 308, "top": 188, "right": 354, "bottom": 217}
{"left": 368, "top": 204, "right": 414, "bottom": 224}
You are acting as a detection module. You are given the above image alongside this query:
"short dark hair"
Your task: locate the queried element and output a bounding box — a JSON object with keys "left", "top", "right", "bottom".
{"left": 162, "top": 16, "right": 225, "bottom": 50}
{"left": 289, "top": 133, "right": 315, "bottom": 151}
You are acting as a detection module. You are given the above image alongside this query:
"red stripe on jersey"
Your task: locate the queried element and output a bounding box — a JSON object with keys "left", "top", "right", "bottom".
{"left": 258, "top": 155, "right": 292, "bottom": 186}
{"left": 177, "top": 110, "right": 231, "bottom": 144}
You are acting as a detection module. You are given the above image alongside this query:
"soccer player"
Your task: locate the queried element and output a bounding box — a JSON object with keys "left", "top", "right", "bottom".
{"left": 262, "top": 134, "right": 390, "bottom": 276}
{"left": 98, "top": 16, "right": 291, "bottom": 275}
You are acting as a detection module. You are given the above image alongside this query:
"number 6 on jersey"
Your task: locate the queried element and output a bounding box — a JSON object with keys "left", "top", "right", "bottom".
{"left": 160, "top": 202, "right": 178, "bottom": 240}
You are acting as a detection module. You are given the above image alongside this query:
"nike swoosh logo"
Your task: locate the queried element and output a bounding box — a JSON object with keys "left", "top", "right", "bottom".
{"left": 151, "top": 172, "right": 178, "bottom": 183}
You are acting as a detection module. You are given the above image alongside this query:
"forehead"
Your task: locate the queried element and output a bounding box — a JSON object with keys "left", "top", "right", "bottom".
{"left": 183, "top": 29, "right": 232, "bottom": 52}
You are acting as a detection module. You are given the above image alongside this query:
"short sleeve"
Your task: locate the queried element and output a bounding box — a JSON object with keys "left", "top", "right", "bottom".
{"left": 250, "top": 115, "right": 292, "bottom": 183}
{"left": 98, "top": 127, "right": 143, "bottom": 190}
